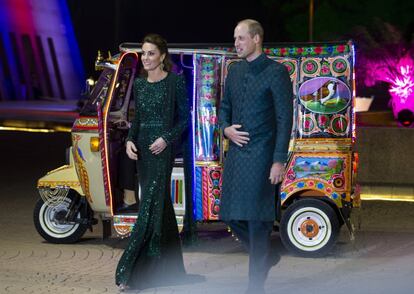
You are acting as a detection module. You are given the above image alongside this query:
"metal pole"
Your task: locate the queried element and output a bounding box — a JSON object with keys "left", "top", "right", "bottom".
{"left": 309, "top": 0, "right": 314, "bottom": 41}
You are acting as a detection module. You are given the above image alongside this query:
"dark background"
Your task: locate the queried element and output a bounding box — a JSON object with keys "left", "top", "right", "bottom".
{"left": 66, "top": 0, "right": 267, "bottom": 78}
{"left": 66, "top": 0, "right": 414, "bottom": 110}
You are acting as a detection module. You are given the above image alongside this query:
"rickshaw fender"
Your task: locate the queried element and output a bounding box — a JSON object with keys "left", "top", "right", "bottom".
{"left": 37, "top": 164, "right": 84, "bottom": 196}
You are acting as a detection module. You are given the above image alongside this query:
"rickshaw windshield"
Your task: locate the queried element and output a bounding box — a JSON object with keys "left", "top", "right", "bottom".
{"left": 109, "top": 67, "right": 133, "bottom": 112}
{"left": 80, "top": 68, "right": 115, "bottom": 115}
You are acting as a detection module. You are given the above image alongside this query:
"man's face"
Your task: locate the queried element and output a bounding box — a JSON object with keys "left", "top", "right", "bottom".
{"left": 234, "top": 23, "right": 257, "bottom": 59}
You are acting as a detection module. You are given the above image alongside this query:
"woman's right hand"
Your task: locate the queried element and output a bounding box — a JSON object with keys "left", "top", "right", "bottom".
{"left": 126, "top": 141, "right": 138, "bottom": 160}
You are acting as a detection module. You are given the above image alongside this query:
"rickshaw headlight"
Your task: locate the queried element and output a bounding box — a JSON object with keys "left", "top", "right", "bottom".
{"left": 90, "top": 137, "right": 100, "bottom": 152}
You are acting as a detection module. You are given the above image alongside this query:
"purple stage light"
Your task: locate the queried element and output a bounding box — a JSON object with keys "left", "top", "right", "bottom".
{"left": 389, "top": 65, "right": 414, "bottom": 103}
{"left": 0, "top": 0, "right": 84, "bottom": 100}
{"left": 362, "top": 53, "right": 414, "bottom": 127}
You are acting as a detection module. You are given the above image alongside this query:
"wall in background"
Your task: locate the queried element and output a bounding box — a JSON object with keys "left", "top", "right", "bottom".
{"left": 355, "top": 127, "right": 414, "bottom": 185}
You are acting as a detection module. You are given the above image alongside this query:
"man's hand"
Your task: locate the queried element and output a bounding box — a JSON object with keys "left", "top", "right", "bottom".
{"left": 126, "top": 141, "right": 138, "bottom": 160}
{"left": 224, "top": 124, "right": 250, "bottom": 147}
{"left": 269, "top": 162, "right": 285, "bottom": 185}
{"left": 149, "top": 137, "right": 167, "bottom": 155}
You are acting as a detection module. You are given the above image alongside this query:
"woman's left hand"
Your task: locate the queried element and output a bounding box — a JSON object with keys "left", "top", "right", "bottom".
{"left": 149, "top": 137, "right": 167, "bottom": 155}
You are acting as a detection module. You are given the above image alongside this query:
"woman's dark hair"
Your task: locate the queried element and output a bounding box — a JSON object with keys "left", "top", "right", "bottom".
{"left": 142, "top": 33, "right": 173, "bottom": 72}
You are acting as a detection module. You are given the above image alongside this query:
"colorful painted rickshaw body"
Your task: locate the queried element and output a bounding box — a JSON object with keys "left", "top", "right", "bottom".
{"left": 35, "top": 41, "right": 359, "bottom": 256}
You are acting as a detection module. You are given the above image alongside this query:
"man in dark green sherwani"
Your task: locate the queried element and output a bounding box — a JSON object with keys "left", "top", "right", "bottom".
{"left": 219, "top": 19, "right": 293, "bottom": 293}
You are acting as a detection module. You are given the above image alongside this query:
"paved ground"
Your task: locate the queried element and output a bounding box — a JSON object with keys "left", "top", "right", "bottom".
{"left": 1, "top": 131, "right": 414, "bottom": 294}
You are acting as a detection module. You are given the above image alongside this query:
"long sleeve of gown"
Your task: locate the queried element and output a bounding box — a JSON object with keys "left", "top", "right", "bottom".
{"left": 126, "top": 79, "right": 140, "bottom": 142}
{"left": 270, "top": 65, "right": 293, "bottom": 163}
{"left": 161, "top": 75, "right": 189, "bottom": 145}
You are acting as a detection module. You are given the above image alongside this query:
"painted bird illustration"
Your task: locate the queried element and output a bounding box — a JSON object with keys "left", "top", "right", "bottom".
{"left": 301, "top": 80, "right": 337, "bottom": 105}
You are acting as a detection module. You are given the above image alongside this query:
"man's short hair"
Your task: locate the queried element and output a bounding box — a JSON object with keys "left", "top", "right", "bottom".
{"left": 238, "top": 19, "right": 264, "bottom": 42}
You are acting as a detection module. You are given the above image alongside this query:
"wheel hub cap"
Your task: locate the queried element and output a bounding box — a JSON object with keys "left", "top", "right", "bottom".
{"left": 300, "top": 219, "right": 319, "bottom": 238}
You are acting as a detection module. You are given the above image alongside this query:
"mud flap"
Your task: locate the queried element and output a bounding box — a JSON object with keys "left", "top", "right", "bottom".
{"left": 340, "top": 204, "right": 356, "bottom": 241}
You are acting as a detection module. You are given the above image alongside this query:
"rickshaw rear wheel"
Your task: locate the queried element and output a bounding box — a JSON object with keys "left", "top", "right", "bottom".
{"left": 33, "top": 192, "right": 88, "bottom": 244}
{"left": 280, "top": 198, "right": 340, "bottom": 257}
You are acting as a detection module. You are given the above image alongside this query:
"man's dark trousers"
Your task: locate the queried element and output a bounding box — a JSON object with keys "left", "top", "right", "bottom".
{"left": 227, "top": 220, "right": 274, "bottom": 288}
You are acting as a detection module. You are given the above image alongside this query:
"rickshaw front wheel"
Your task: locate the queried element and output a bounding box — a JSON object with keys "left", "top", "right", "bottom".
{"left": 33, "top": 193, "right": 88, "bottom": 244}
{"left": 280, "top": 198, "right": 340, "bottom": 257}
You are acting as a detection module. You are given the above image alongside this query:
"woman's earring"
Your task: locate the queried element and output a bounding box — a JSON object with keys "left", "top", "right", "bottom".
{"left": 159, "top": 62, "right": 164, "bottom": 71}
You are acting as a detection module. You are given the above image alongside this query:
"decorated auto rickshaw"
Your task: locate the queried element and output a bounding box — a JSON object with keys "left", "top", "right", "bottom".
{"left": 34, "top": 41, "right": 360, "bottom": 256}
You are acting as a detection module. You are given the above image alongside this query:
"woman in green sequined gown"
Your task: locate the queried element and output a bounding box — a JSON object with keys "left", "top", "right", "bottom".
{"left": 115, "top": 34, "right": 189, "bottom": 290}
